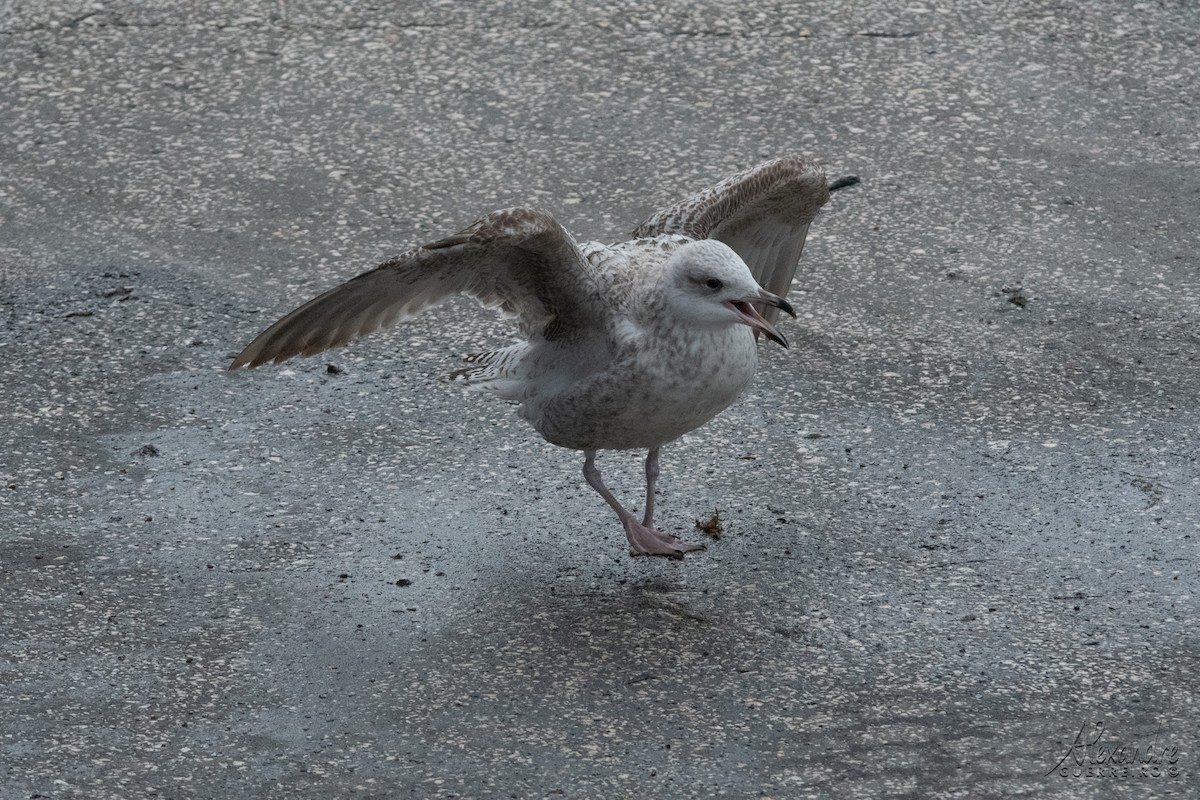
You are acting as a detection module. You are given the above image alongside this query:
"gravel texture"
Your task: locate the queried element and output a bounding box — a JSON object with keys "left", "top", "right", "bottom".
{"left": 2, "top": 1, "right": 1197, "bottom": 798}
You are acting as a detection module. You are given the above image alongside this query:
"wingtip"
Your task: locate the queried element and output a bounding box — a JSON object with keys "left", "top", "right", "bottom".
{"left": 827, "top": 175, "right": 861, "bottom": 192}
{"left": 228, "top": 347, "right": 270, "bottom": 371}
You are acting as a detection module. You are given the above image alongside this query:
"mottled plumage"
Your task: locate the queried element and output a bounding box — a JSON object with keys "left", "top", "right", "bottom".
{"left": 231, "top": 157, "right": 829, "bottom": 557}
{"left": 634, "top": 158, "right": 829, "bottom": 321}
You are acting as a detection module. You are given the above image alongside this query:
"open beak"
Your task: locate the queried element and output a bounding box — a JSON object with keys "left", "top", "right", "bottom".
{"left": 724, "top": 290, "right": 796, "bottom": 348}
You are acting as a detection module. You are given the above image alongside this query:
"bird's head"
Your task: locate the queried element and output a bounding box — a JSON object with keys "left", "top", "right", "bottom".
{"left": 663, "top": 240, "right": 795, "bottom": 347}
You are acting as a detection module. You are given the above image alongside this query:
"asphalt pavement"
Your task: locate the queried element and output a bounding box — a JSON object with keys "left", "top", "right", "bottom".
{"left": 2, "top": 2, "right": 1197, "bottom": 798}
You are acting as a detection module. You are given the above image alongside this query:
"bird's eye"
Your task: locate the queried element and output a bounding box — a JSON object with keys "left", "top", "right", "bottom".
{"left": 705, "top": 278, "right": 723, "bottom": 290}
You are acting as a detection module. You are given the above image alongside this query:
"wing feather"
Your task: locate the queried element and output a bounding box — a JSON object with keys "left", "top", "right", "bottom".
{"left": 632, "top": 156, "right": 829, "bottom": 322}
{"left": 229, "top": 207, "right": 601, "bottom": 369}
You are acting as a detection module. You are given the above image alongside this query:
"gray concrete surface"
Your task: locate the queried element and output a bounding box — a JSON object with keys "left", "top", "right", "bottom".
{"left": 2, "top": 1, "right": 1197, "bottom": 798}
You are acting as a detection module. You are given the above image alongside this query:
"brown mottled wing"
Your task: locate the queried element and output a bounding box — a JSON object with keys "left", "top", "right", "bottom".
{"left": 229, "top": 208, "right": 602, "bottom": 369}
{"left": 632, "top": 156, "right": 829, "bottom": 322}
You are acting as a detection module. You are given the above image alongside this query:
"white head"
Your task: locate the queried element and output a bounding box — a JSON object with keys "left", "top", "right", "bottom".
{"left": 662, "top": 240, "right": 795, "bottom": 347}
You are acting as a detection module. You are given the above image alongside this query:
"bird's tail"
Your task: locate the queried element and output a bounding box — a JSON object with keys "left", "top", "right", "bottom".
{"left": 447, "top": 343, "right": 530, "bottom": 401}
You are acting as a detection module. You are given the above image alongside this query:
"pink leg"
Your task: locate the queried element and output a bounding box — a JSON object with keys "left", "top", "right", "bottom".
{"left": 642, "top": 447, "right": 659, "bottom": 527}
{"left": 582, "top": 450, "right": 705, "bottom": 558}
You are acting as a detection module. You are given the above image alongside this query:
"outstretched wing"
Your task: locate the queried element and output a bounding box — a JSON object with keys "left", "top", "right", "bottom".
{"left": 230, "top": 207, "right": 602, "bottom": 369}
{"left": 632, "top": 156, "right": 829, "bottom": 322}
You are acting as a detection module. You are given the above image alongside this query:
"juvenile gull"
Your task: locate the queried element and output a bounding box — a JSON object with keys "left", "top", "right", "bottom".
{"left": 230, "top": 157, "right": 829, "bottom": 557}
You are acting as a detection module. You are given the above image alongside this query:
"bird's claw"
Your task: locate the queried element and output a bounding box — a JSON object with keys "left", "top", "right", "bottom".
{"left": 622, "top": 519, "right": 706, "bottom": 558}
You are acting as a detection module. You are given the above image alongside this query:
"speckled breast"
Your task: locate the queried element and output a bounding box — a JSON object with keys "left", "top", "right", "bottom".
{"left": 529, "top": 327, "right": 760, "bottom": 452}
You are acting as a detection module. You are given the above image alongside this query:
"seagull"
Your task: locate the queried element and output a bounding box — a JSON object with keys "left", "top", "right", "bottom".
{"left": 230, "top": 157, "right": 829, "bottom": 557}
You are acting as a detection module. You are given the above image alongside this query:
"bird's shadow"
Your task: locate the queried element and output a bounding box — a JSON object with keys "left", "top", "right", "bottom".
{"left": 547, "top": 576, "right": 714, "bottom": 625}
{"left": 416, "top": 572, "right": 725, "bottom": 690}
